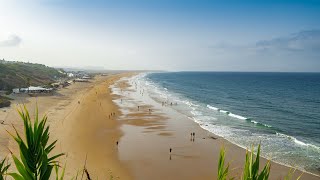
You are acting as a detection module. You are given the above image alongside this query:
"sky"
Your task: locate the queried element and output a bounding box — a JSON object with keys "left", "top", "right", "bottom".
{"left": 0, "top": 0, "right": 320, "bottom": 72}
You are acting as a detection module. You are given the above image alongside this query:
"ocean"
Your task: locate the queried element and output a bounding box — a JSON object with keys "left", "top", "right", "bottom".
{"left": 135, "top": 72, "right": 320, "bottom": 174}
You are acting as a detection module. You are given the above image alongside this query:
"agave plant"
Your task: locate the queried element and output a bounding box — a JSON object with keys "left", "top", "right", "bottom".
{"left": 242, "top": 144, "right": 270, "bottom": 180}
{"left": 7, "top": 106, "right": 64, "bottom": 180}
{"left": 218, "top": 146, "right": 232, "bottom": 180}
{"left": 0, "top": 157, "right": 10, "bottom": 180}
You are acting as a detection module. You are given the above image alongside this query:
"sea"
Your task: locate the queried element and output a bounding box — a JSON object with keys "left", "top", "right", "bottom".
{"left": 129, "top": 72, "right": 320, "bottom": 175}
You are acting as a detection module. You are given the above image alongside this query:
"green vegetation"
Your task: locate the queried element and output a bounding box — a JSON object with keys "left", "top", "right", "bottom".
{"left": 0, "top": 60, "right": 66, "bottom": 91}
{"left": 218, "top": 146, "right": 232, "bottom": 180}
{"left": 0, "top": 95, "right": 11, "bottom": 108}
{"left": 6, "top": 106, "right": 64, "bottom": 179}
{"left": 0, "top": 157, "right": 10, "bottom": 180}
{"left": 217, "top": 144, "right": 270, "bottom": 180}
{"left": 242, "top": 144, "right": 270, "bottom": 180}
{"left": 284, "top": 169, "right": 303, "bottom": 180}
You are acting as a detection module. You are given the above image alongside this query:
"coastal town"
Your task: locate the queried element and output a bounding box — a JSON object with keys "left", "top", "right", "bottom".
{"left": 0, "top": 59, "right": 94, "bottom": 108}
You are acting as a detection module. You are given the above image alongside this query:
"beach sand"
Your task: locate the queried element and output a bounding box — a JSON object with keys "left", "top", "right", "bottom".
{"left": 1, "top": 72, "right": 319, "bottom": 180}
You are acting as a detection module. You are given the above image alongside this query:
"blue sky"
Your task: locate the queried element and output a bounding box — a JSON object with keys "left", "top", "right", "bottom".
{"left": 0, "top": 0, "right": 319, "bottom": 71}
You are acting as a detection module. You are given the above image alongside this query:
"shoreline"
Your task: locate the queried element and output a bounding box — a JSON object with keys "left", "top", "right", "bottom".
{"left": 112, "top": 73, "right": 320, "bottom": 180}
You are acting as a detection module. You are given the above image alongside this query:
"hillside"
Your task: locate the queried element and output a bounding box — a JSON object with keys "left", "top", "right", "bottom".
{"left": 0, "top": 60, "right": 66, "bottom": 91}
{"left": 0, "top": 95, "right": 11, "bottom": 108}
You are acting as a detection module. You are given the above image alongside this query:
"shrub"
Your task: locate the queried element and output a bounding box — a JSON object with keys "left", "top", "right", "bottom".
{"left": 6, "top": 106, "right": 64, "bottom": 179}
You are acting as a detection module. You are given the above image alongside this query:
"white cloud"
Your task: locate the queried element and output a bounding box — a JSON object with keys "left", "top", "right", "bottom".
{"left": 255, "top": 30, "right": 320, "bottom": 52}
{"left": 0, "top": 35, "right": 22, "bottom": 47}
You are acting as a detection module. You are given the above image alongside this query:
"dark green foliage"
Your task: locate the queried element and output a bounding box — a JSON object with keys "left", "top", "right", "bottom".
{"left": 0, "top": 61, "right": 66, "bottom": 91}
{"left": 0, "top": 157, "right": 10, "bottom": 180}
{"left": 7, "top": 106, "right": 64, "bottom": 179}
{"left": 0, "top": 96, "right": 11, "bottom": 108}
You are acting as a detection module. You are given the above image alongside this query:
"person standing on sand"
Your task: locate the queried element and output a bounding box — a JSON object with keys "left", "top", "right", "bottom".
{"left": 138, "top": 106, "right": 140, "bottom": 111}
{"left": 193, "top": 132, "right": 195, "bottom": 141}
{"left": 170, "top": 148, "right": 172, "bottom": 154}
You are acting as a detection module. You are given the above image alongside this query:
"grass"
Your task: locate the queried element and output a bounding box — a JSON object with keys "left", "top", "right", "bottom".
{"left": 284, "top": 168, "right": 303, "bottom": 180}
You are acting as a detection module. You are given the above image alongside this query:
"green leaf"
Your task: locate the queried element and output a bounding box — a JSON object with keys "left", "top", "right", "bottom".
{"left": 48, "top": 153, "right": 65, "bottom": 163}
{"left": 7, "top": 173, "right": 25, "bottom": 180}
{"left": 12, "top": 155, "right": 33, "bottom": 180}
{"left": 40, "top": 165, "right": 53, "bottom": 180}
{"left": 45, "top": 140, "right": 57, "bottom": 154}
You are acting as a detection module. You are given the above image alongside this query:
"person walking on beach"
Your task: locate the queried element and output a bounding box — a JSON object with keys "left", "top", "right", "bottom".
{"left": 170, "top": 148, "right": 172, "bottom": 154}
{"left": 138, "top": 106, "right": 140, "bottom": 111}
{"left": 193, "top": 132, "right": 195, "bottom": 141}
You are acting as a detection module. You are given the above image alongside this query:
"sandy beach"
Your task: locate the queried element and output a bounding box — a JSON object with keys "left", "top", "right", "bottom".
{"left": 1, "top": 72, "right": 319, "bottom": 180}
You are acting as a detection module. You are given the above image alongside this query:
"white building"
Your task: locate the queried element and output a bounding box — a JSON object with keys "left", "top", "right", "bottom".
{"left": 14, "top": 86, "right": 53, "bottom": 94}
{"left": 74, "top": 78, "right": 89, "bottom": 82}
